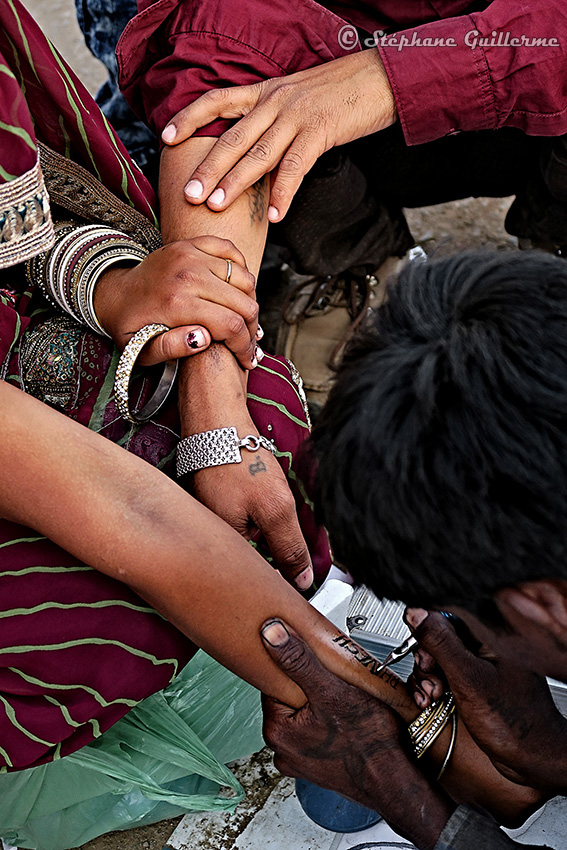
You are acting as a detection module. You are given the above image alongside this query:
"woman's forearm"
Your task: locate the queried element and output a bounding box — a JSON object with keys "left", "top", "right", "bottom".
{"left": 0, "top": 383, "right": 540, "bottom": 821}
{"left": 0, "top": 382, "right": 407, "bottom": 709}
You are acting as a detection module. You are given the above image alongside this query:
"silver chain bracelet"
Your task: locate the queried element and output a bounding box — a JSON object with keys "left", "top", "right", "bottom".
{"left": 177, "top": 426, "right": 277, "bottom": 476}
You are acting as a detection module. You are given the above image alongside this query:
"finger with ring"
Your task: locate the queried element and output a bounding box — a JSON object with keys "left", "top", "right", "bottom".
{"left": 224, "top": 258, "right": 233, "bottom": 283}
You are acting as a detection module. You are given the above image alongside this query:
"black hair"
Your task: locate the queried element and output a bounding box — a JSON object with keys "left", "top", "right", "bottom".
{"left": 313, "top": 250, "right": 567, "bottom": 610}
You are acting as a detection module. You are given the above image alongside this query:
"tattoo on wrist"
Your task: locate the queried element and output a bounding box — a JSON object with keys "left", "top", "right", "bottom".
{"left": 248, "top": 180, "right": 267, "bottom": 226}
{"left": 249, "top": 457, "right": 267, "bottom": 476}
{"left": 333, "top": 634, "right": 399, "bottom": 688}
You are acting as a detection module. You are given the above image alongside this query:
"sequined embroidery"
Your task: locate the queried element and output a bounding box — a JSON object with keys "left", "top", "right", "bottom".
{"left": 19, "top": 315, "right": 83, "bottom": 409}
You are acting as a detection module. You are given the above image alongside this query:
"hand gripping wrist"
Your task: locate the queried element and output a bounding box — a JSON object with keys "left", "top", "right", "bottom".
{"left": 177, "top": 426, "right": 276, "bottom": 476}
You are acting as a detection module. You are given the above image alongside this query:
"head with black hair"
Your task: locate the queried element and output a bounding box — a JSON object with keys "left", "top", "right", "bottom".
{"left": 313, "top": 251, "right": 567, "bottom": 670}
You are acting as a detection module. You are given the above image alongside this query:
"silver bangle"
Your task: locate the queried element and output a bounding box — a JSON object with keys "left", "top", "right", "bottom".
{"left": 114, "top": 323, "right": 178, "bottom": 423}
{"left": 177, "top": 426, "right": 277, "bottom": 476}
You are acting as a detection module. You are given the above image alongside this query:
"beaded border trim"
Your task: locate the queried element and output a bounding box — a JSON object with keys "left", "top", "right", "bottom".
{"left": 0, "top": 158, "right": 54, "bottom": 269}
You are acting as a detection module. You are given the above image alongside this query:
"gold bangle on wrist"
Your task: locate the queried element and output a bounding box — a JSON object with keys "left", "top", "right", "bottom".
{"left": 409, "top": 691, "right": 456, "bottom": 760}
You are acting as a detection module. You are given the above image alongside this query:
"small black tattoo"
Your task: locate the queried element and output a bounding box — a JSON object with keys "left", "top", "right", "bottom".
{"left": 249, "top": 458, "right": 267, "bottom": 476}
{"left": 248, "top": 179, "right": 267, "bottom": 226}
{"left": 332, "top": 634, "right": 399, "bottom": 688}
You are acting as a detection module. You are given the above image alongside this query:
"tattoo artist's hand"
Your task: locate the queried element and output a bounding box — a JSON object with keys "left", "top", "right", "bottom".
{"left": 260, "top": 619, "right": 454, "bottom": 850}
{"left": 94, "top": 236, "right": 259, "bottom": 369}
{"left": 407, "top": 609, "right": 567, "bottom": 795}
{"left": 161, "top": 51, "right": 396, "bottom": 222}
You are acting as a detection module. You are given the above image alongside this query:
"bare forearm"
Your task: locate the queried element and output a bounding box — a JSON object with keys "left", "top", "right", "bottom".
{"left": 159, "top": 137, "right": 269, "bottom": 429}
{"left": 0, "top": 383, "right": 408, "bottom": 709}
{"left": 0, "top": 385, "right": 542, "bottom": 822}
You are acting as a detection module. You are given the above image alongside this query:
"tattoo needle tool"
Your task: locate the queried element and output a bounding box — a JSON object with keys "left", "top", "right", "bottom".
{"left": 373, "top": 635, "right": 419, "bottom": 675}
{"left": 372, "top": 612, "right": 460, "bottom": 674}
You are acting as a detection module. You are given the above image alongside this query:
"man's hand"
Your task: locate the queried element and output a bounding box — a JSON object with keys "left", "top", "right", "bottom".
{"left": 161, "top": 51, "right": 397, "bottom": 223}
{"left": 407, "top": 609, "right": 567, "bottom": 795}
{"left": 94, "top": 236, "right": 259, "bottom": 369}
{"left": 260, "top": 619, "right": 455, "bottom": 850}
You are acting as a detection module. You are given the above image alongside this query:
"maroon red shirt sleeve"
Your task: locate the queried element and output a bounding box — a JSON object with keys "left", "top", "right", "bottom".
{"left": 378, "top": 0, "right": 567, "bottom": 145}
{"left": 118, "top": 0, "right": 567, "bottom": 146}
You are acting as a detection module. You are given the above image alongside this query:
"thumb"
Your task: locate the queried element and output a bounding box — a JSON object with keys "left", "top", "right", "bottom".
{"left": 260, "top": 619, "right": 334, "bottom": 698}
{"left": 410, "top": 611, "right": 483, "bottom": 699}
{"left": 138, "top": 326, "right": 211, "bottom": 365}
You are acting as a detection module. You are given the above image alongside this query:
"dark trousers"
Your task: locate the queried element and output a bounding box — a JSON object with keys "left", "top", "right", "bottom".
{"left": 279, "top": 125, "right": 567, "bottom": 276}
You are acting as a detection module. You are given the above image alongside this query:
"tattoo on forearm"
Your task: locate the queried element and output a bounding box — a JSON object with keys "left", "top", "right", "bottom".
{"left": 249, "top": 457, "right": 267, "bottom": 476}
{"left": 333, "top": 634, "right": 399, "bottom": 689}
{"left": 248, "top": 179, "right": 267, "bottom": 226}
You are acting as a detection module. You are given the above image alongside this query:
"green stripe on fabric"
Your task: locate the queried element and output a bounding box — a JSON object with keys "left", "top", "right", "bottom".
{"left": 59, "top": 115, "right": 71, "bottom": 160}
{"left": 0, "top": 599, "right": 157, "bottom": 619}
{"left": 0, "top": 565, "right": 90, "bottom": 577}
{"left": 157, "top": 446, "right": 176, "bottom": 471}
{"left": 4, "top": 31, "right": 28, "bottom": 98}
{"left": 45, "top": 41, "right": 102, "bottom": 182}
{"left": 8, "top": 667, "right": 138, "bottom": 708}
{"left": 52, "top": 742, "right": 62, "bottom": 760}
{"left": 99, "top": 112, "right": 135, "bottom": 208}
{"left": 0, "top": 536, "right": 47, "bottom": 548}
{"left": 0, "top": 165, "right": 18, "bottom": 181}
{"left": 0, "top": 64, "right": 17, "bottom": 79}
{"left": 254, "top": 362, "right": 298, "bottom": 395}
{"left": 275, "top": 450, "right": 315, "bottom": 511}
{"left": 6, "top": 0, "right": 40, "bottom": 84}
{"left": 45, "top": 695, "right": 81, "bottom": 728}
{"left": 0, "top": 744, "right": 13, "bottom": 769}
{"left": 98, "top": 112, "right": 159, "bottom": 226}
{"left": 0, "top": 693, "right": 55, "bottom": 747}
{"left": 0, "top": 639, "right": 179, "bottom": 675}
{"left": 89, "top": 346, "right": 120, "bottom": 431}
{"left": 0, "top": 119, "right": 35, "bottom": 151}
{"left": 246, "top": 394, "right": 309, "bottom": 429}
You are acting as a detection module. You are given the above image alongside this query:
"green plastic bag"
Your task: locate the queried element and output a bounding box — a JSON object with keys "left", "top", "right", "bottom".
{"left": 0, "top": 651, "right": 263, "bottom": 850}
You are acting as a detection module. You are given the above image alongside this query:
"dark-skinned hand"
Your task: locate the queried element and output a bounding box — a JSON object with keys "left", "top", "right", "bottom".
{"left": 406, "top": 609, "right": 567, "bottom": 795}
{"left": 260, "top": 618, "right": 455, "bottom": 850}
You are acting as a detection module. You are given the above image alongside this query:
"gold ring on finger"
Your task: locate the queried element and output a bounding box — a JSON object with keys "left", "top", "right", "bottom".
{"left": 224, "top": 258, "right": 232, "bottom": 284}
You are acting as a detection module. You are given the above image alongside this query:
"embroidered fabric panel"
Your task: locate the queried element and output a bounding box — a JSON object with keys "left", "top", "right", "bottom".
{"left": 0, "top": 159, "right": 54, "bottom": 270}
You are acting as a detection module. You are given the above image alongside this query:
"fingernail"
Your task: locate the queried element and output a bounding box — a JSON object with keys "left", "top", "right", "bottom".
{"left": 187, "top": 329, "right": 206, "bottom": 349}
{"left": 421, "top": 679, "right": 435, "bottom": 697}
{"left": 406, "top": 608, "right": 428, "bottom": 629}
{"left": 295, "top": 566, "right": 313, "bottom": 590}
{"left": 262, "top": 620, "right": 290, "bottom": 647}
{"left": 184, "top": 179, "right": 203, "bottom": 199}
{"left": 255, "top": 344, "right": 265, "bottom": 362}
{"left": 256, "top": 324, "right": 264, "bottom": 341}
{"left": 415, "top": 691, "right": 425, "bottom": 708}
{"left": 268, "top": 206, "right": 279, "bottom": 222}
{"left": 251, "top": 354, "right": 258, "bottom": 368}
{"left": 162, "top": 124, "right": 176, "bottom": 143}
{"left": 209, "top": 187, "right": 226, "bottom": 206}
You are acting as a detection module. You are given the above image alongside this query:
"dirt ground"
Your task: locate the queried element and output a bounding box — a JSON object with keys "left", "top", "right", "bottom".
{"left": 15, "top": 2, "right": 518, "bottom": 849}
